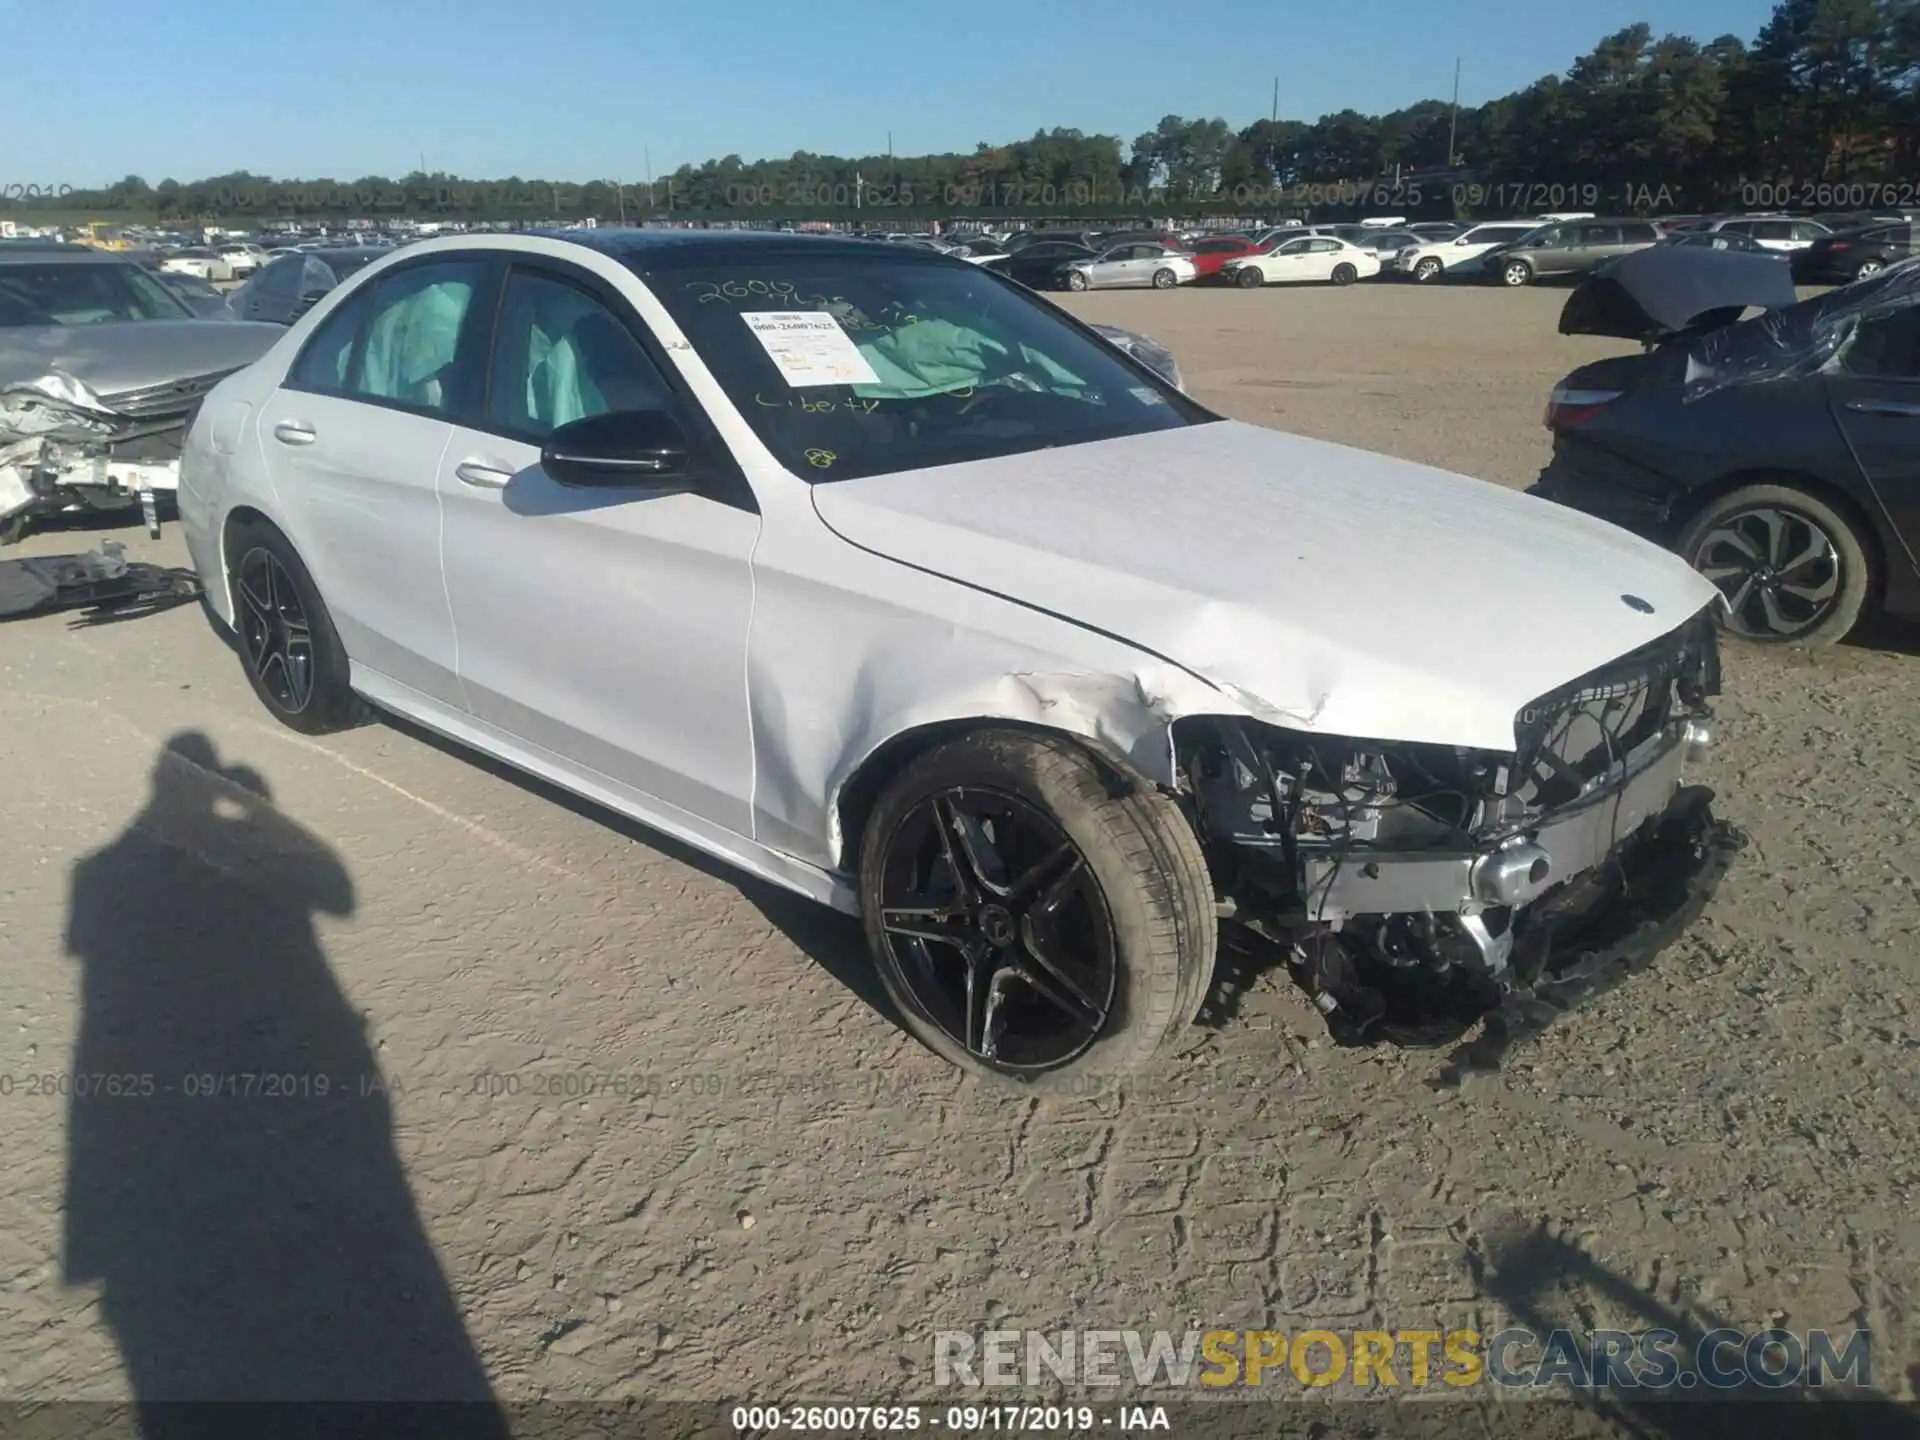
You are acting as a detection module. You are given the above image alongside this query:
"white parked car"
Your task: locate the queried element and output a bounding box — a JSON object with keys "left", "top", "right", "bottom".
{"left": 216, "top": 242, "right": 270, "bottom": 277}
{"left": 1697, "top": 216, "right": 1831, "bottom": 253}
{"left": 1222, "top": 235, "right": 1381, "bottom": 287}
{"left": 159, "top": 248, "right": 234, "bottom": 282}
{"left": 1392, "top": 221, "right": 1548, "bottom": 282}
{"left": 177, "top": 231, "right": 1739, "bottom": 1087}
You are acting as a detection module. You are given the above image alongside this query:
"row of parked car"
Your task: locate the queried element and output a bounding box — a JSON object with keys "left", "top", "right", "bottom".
{"left": 954, "top": 209, "right": 1920, "bottom": 294}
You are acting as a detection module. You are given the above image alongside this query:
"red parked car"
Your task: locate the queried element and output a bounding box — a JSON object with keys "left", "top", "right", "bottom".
{"left": 1187, "top": 235, "right": 1271, "bottom": 279}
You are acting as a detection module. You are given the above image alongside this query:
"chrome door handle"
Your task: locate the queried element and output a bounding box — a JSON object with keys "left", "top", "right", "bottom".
{"left": 454, "top": 460, "right": 514, "bottom": 489}
{"left": 272, "top": 420, "right": 316, "bottom": 445}
{"left": 1844, "top": 397, "right": 1920, "bottom": 417}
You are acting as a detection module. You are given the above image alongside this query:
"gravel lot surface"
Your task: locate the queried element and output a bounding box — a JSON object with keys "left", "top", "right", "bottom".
{"left": 1, "top": 282, "right": 1914, "bottom": 1429}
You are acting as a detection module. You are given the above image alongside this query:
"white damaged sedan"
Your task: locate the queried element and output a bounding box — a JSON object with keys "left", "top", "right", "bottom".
{"left": 179, "top": 231, "right": 1743, "bottom": 1087}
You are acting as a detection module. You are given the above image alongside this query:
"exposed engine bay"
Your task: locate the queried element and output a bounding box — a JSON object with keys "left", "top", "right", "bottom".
{"left": 0, "top": 370, "right": 236, "bottom": 542}
{"left": 1175, "top": 606, "right": 1745, "bottom": 1046}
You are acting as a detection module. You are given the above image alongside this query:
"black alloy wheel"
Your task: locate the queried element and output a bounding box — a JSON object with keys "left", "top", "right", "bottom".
{"left": 237, "top": 547, "right": 316, "bottom": 714}
{"left": 874, "top": 787, "right": 1115, "bottom": 1072}
{"left": 1680, "top": 483, "right": 1872, "bottom": 645}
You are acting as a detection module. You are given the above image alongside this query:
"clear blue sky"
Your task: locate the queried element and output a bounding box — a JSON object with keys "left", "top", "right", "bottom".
{"left": 7, "top": 0, "right": 1777, "bottom": 186}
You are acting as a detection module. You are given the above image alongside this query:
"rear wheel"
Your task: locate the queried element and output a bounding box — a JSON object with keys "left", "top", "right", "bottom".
{"left": 1151, "top": 267, "right": 1178, "bottom": 289}
{"left": 1065, "top": 269, "right": 1089, "bottom": 292}
{"left": 859, "top": 730, "right": 1216, "bottom": 1091}
{"left": 1677, "top": 483, "right": 1873, "bottom": 646}
{"left": 227, "top": 519, "right": 362, "bottom": 733}
{"left": 1235, "top": 266, "right": 1264, "bottom": 288}
{"left": 1500, "top": 258, "right": 1534, "bottom": 287}
{"left": 1414, "top": 256, "right": 1443, "bottom": 282}
{"left": 1331, "top": 263, "right": 1358, "bottom": 286}
{"left": 1854, "top": 257, "right": 1885, "bottom": 279}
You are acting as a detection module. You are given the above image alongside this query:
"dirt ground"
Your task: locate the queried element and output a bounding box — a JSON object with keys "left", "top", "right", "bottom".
{"left": 1, "top": 282, "right": 1915, "bottom": 1427}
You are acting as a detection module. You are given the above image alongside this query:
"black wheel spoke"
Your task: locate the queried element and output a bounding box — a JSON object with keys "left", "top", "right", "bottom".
{"left": 940, "top": 793, "right": 1010, "bottom": 896}
{"left": 879, "top": 892, "right": 972, "bottom": 950}
{"left": 1012, "top": 954, "right": 1103, "bottom": 1027}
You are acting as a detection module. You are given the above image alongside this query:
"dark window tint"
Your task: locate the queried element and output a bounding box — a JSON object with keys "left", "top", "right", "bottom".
{"left": 1843, "top": 305, "right": 1920, "bottom": 380}
{"left": 350, "top": 260, "right": 488, "bottom": 416}
{"left": 1620, "top": 223, "right": 1659, "bottom": 242}
{"left": 1717, "top": 220, "right": 1754, "bottom": 236}
{"left": 1863, "top": 226, "right": 1908, "bottom": 245}
{"left": 486, "top": 270, "right": 673, "bottom": 439}
{"left": 285, "top": 286, "right": 371, "bottom": 394}
{"left": 1577, "top": 225, "right": 1622, "bottom": 245}
{"left": 1790, "top": 222, "right": 1828, "bottom": 241}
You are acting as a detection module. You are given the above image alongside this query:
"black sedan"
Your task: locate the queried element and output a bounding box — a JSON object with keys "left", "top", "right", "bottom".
{"left": 982, "top": 241, "right": 1097, "bottom": 290}
{"left": 1792, "top": 221, "right": 1917, "bottom": 284}
{"left": 225, "top": 246, "right": 393, "bottom": 324}
{"left": 1530, "top": 262, "right": 1920, "bottom": 645}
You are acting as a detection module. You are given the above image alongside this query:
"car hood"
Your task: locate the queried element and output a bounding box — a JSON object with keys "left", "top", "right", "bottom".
{"left": 0, "top": 320, "right": 282, "bottom": 400}
{"left": 810, "top": 420, "right": 1721, "bottom": 753}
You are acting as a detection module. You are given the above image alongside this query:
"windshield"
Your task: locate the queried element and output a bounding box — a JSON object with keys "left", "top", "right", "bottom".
{"left": 644, "top": 252, "right": 1206, "bottom": 481}
{"left": 0, "top": 261, "right": 193, "bottom": 327}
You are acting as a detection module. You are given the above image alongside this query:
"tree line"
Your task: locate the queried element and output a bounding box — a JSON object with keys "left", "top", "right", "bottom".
{"left": 10, "top": 0, "right": 1916, "bottom": 224}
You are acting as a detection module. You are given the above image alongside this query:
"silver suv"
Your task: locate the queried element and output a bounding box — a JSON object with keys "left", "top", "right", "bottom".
{"left": 1484, "top": 218, "right": 1662, "bottom": 286}
{"left": 1699, "top": 215, "right": 1830, "bottom": 253}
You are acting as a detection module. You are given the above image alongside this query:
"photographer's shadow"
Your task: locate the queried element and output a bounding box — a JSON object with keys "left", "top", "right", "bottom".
{"left": 61, "top": 732, "right": 505, "bottom": 1429}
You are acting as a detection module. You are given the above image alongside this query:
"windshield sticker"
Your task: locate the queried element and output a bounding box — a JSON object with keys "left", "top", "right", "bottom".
{"left": 742, "top": 311, "right": 882, "bottom": 387}
{"left": 1129, "top": 386, "right": 1165, "bottom": 406}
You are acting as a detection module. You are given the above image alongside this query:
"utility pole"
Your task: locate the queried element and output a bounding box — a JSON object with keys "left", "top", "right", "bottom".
{"left": 1447, "top": 57, "right": 1462, "bottom": 168}
{"left": 1269, "top": 76, "right": 1280, "bottom": 198}
{"left": 644, "top": 145, "right": 654, "bottom": 211}
{"left": 613, "top": 179, "right": 625, "bottom": 224}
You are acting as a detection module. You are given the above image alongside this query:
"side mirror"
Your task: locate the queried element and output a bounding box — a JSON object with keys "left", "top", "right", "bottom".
{"left": 541, "top": 410, "right": 693, "bottom": 489}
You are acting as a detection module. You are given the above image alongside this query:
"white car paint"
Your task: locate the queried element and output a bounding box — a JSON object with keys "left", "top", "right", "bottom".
{"left": 1222, "top": 236, "right": 1381, "bottom": 285}
{"left": 178, "top": 233, "right": 1717, "bottom": 917}
{"left": 1392, "top": 222, "right": 1546, "bottom": 279}
{"left": 160, "top": 251, "right": 235, "bottom": 282}
{"left": 217, "top": 242, "right": 270, "bottom": 276}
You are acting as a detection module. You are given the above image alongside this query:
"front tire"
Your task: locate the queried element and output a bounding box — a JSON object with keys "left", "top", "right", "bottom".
{"left": 1677, "top": 483, "right": 1872, "bottom": 646}
{"left": 859, "top": 730, "right": 1216, "bottom": 1091}
{"left": 227, "top": 519, "right": 362, "bottom": 733}
{"left": 1414, "top": 257, "right": 1443, "bottom": 282}
{"left": 1331, "top": 263, "right": 1358, "bottom": 286}
{"left": 1234, "top": 266, "right": 1264, "bottom": 288}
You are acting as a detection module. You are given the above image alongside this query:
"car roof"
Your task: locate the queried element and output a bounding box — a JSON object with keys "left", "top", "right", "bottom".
{"left": 527, "top": 228, "right": 939, "bottom": 267}
{"left": 0, "top": 249, "right": 135, "bottom": 267}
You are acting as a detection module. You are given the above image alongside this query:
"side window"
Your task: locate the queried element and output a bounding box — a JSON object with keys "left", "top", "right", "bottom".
{"left": 485, "top": 269, "right": 674, "bottom": 440}
{"left": 1278, "top": 239, "right": 1312, "bottom": 254}
{"left": 1843, "top": 306, "right": 1920, "bottom": 380}
{"left": 351, "top": 260, "right": 488, "bottom": 417}
{"left": 285, "top": 286, "right": 372, "bottom": 396}
{"left": 1751, "top": 221, "right": 1792, "bottom": 241}
{"left": 1791, "top": 222, "right": 1827, "bottom": 242}
{"left": 1579, "top": 225, "right": 1622, "bottom": 246}
{"left": 1621, "top": 223, "right": 1659, "bottom": 242}
{"left": 1308, "top": 238, "right": 1341, "bottom": 253}
{"left": 1718, "top": 221, "right": 1753, "bottom": 236}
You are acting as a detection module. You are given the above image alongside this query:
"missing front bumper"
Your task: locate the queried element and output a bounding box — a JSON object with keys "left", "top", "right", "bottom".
{"left": 1432, "top": 785, "right": 1746, "bottom": 1077}
{"left": 1301, "top": 726, "right": 1698, "bottom": 922}
{"left": 1291, "top": 785, "right": 1744, "bottom": 1055}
